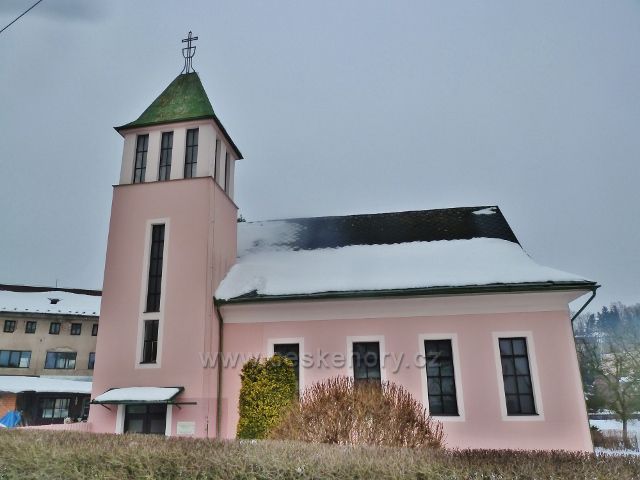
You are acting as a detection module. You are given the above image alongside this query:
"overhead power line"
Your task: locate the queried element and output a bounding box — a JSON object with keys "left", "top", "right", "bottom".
{"left": 0, "top": 0, "right": 45, "bottom": 35}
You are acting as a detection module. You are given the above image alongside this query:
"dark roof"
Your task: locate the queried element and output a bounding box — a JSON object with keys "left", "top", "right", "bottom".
{"left": 249, "top": 206, "right": 519, "bottom": 251}
{"left": 115, "top": 72, "right": 242, "bottom": 158}
{"left": 0, "top": 284, "right": 101, "bottom": 297}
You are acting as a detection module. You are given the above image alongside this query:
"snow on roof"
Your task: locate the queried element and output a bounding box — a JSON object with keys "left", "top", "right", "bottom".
{"left": 0, "top": 376, "right": 92, "bottom": 394}
{"left": 216, "top": 237, "right": 591, "bottom": 301}
{"left": 93, "top": 387, "right": 182, "bottom": 404}
{"left": 0, "top": 289, "right": 101, "bottom": 316}
{"left": 472, "top": 207, "right": 497, "bottom": 215}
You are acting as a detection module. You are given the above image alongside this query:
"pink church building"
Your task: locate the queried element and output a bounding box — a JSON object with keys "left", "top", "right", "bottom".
{"left": 89, "top": 46, "right": 598, "bottom": 451}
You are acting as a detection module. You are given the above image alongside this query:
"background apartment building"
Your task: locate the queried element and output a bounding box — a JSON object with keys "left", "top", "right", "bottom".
{"left": 0, "top": 284, "right": 100, "bottom": 378}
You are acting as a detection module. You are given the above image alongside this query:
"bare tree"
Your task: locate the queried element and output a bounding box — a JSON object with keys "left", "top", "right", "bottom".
{"left": 579, "top": 328, "right": 640, "bottom": 447}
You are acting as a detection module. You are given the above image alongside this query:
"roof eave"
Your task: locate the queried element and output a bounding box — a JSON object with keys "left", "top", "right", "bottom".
{"left": 215, "top": 281, "right": 599, "bottom": 306}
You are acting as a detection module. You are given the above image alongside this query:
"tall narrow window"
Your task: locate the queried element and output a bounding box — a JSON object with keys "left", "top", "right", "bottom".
{"left": 158, "top": 132, "right": 173, "bottom": 181}
{"left": 352, "top": 342, "right": 381, "bottom": 383}
{"left": 424, "top": 339, "right": 459, "bottom": 416}
{"left": 133, "top": 134, "right": 149, "bottom": 184}
{"left": 146, "top": 224, "right": 165, "bottom": 312}
{"left": 224, "top": 152, "right": 231, "bottom": 193}
{"left": 88, "top": 352, "right": 95, "bottom": 370}
{"left": 274, "top": 343, "right": 300, "bottom": 390}
{"left": 213, "top": 139, "right": 221, "bottom": 183}
{"left": 92, "top": 324, "right": 98, "bottom": 336}
{"left": 184, "top": 128, "right": 199, "bottom": 178}
{"left": 499, "top": 337, "right": 537, "bottom": 415}
{"left": 142, "top": 320, "right": 159, "bottom": 364}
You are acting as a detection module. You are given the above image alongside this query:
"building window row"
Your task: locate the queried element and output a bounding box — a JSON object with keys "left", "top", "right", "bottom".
{"left": 271, "top": 335, "right": 537, "bottom": 418}
{"left": 1, "top": 320, "right": 99, "bottom": 335}
{"left": 131, "top": 128, "right": 232, "bottom": 194}
{"left": 0, "top": 349, "right": 94, "bottom": 370}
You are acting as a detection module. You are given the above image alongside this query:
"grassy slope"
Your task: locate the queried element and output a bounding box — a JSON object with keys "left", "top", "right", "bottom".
{"left": 1, "top": 430, "right": 640, "bottom": 480}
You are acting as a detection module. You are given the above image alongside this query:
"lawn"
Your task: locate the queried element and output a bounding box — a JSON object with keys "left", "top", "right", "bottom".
{"left": 1, "top": 430, "right": 640, "bottom": 479}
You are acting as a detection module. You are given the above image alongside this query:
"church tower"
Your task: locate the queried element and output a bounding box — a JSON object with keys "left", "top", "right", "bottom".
{"left": 89, "top": 33, "right": 241, "bottom": 437}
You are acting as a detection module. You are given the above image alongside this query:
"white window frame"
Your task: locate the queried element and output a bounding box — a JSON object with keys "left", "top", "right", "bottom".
{"left": 135, "top": 218, "right": 170, "bottom": 369}
{"left": 346, "top": 335, "right": 387, "bottom": 382}
{"left": 267, "top": 337, "right": 305, "bottom": 390}
{"left": 492, "top": 331, "right": 545, "bottom": 421}
{"left": 418, "top": 333, "right": 465, "bottom": 422}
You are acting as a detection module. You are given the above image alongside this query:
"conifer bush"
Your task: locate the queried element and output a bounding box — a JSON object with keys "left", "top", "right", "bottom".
{"left": 270, "top": 376, "right": 445, "bottom": 448}
{"left": 236, "top": 355, "right": 297, "bottom": 439}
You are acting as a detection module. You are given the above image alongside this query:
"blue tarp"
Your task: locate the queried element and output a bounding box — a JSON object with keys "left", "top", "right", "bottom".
{"left": 0, "top": 410, "right": 21, "bottom": 428}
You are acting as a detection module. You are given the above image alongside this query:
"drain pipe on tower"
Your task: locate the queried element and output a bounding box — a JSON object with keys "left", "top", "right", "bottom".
{"left": 214, "top": 300, "right": 225, "bottom": 439}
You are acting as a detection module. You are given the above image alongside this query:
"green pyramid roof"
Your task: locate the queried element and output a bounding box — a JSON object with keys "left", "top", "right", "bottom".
{"left": 116, "top": 72, "right": 241, "bottom": 157}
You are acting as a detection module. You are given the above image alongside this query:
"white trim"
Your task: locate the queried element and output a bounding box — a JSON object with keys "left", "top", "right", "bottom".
{"left": 418, "top": 333, "right": 465, "bottom": 422}
{"left": 346, "top": 335, "right": 387, "bottom": 382}
{"left": 165, "top": 405, "right": 173, "bottom": 436}
{"left": 135, "top": 218, "right": 170, "bottom": 369}
{"left": 491, "top": 331, "right": 545, "bottom": 421}
{"left": 115, "top": 404, "right": 125, "bottom": 434}
{"left": 267, "top": 337, "right": 305, "bottom": 390}
{"left": 221, "top": 291, "right": 588, "bottom": 324}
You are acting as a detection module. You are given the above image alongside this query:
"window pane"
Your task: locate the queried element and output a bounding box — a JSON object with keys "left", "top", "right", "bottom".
{"left": 514, "top": 357, "right": 530, "bottom": 375}
{"left": 519, "top": 395, "right": 536, "bottom": 414}
{"left": 501, "top": 357, "right": 515, "bottom": 376}
{"left": 0, "top": 351, "right": 9, "bottom": 366}
{"left": 126, "top": 418, "right": 144, "bottom": 433}
{"left": 503, "top": 375, "right": 517, "bottom": 395}
{"left": 499, "top": 339, "right": 513, "bottom": 355}
{"left": 512, "top": 339, "right": 527, "bottom": 356}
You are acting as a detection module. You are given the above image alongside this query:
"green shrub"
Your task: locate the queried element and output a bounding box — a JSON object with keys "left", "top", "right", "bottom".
{"left": 2, "top": 430, "right": 640, "bottom": 479}
{"left": 236, "top": 354, "right": 297, "bottom": 439}
{"left": 270, "top": 376, "right": 445, "bottom": 448}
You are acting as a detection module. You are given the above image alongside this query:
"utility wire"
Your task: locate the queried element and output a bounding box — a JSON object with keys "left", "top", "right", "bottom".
{"left": 0, "top": 0, "right": 45, "bottom": 35}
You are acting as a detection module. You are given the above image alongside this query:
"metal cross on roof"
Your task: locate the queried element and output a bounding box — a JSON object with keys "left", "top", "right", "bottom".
{"left": 181, "top": 31, "right": 198, "bottom": 74}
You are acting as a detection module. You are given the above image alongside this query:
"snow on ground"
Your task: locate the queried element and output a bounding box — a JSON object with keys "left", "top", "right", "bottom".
{"left": 595, "top": 447, "right": 640, "bottom": 457}
{"left": 93, "top": 387, "right": 181, "bottom": 403}
{"left": 217, "top": 237, "right": 590, "bottom": 300}
{"left": 590, "top": 419, "right": 640, "bottom": 435}
{"left": 0, "top": 289, "right": 100, "bottom": 316}
{"left": 0, "top": 376, "right": 92, "bottom": 394}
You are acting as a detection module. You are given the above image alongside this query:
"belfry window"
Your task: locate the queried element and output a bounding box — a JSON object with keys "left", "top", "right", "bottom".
{"left": 133, "top": 134, "right": 149, "bottom": 184}
{"left": 213, "top": 139, "right": 221, "bottom": 183}
{"left": 224, "top": 152, "right": 231, "bottom": 193}
{"left": 184, "top": 128, "right": 199, "bottom": 178}
{"left": 158, "top": 132, "right": 173, "bottom": 181}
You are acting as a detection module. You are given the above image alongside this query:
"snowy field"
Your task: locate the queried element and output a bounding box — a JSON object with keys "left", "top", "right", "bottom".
{"left": 591, "top": 419, "right": 640, "bottom": 456}
{"left": 590, "top": 419, "right": 640, "bottom": 435}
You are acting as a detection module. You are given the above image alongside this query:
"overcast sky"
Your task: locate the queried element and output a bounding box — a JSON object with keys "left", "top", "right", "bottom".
{"left": 0, "top": 1, "right": 638, "bottom": 313}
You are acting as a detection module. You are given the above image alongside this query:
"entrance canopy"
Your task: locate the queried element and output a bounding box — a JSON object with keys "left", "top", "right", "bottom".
{"left": 92, "top": 387, "right": 183, "bottom": 405}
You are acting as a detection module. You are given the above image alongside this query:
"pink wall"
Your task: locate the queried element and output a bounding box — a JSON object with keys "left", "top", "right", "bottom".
{"left": 90, "top": 177, "right": 237, "bottom": 437}
{"left": 219, "top": 297, "right": 592, "bottom": 452}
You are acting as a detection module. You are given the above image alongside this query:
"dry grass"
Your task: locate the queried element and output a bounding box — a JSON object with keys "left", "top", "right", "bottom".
{"left": 1, "top": 430, "right": 640, "bottom": 479}
{"left": 270, "top": 377, "right": 444, "bottom": 448}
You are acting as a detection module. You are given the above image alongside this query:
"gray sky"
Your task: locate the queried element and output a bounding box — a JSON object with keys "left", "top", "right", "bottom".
{"left": 1, "top": 0, "right": 638, "bottom": 313}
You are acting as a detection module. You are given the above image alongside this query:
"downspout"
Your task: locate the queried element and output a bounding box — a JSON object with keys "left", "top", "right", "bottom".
{"left": 570, "top": 286, "right": 599, "bottom": 325}
{"left": 215, "top": 300, "right": 224, "bottom": 439}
